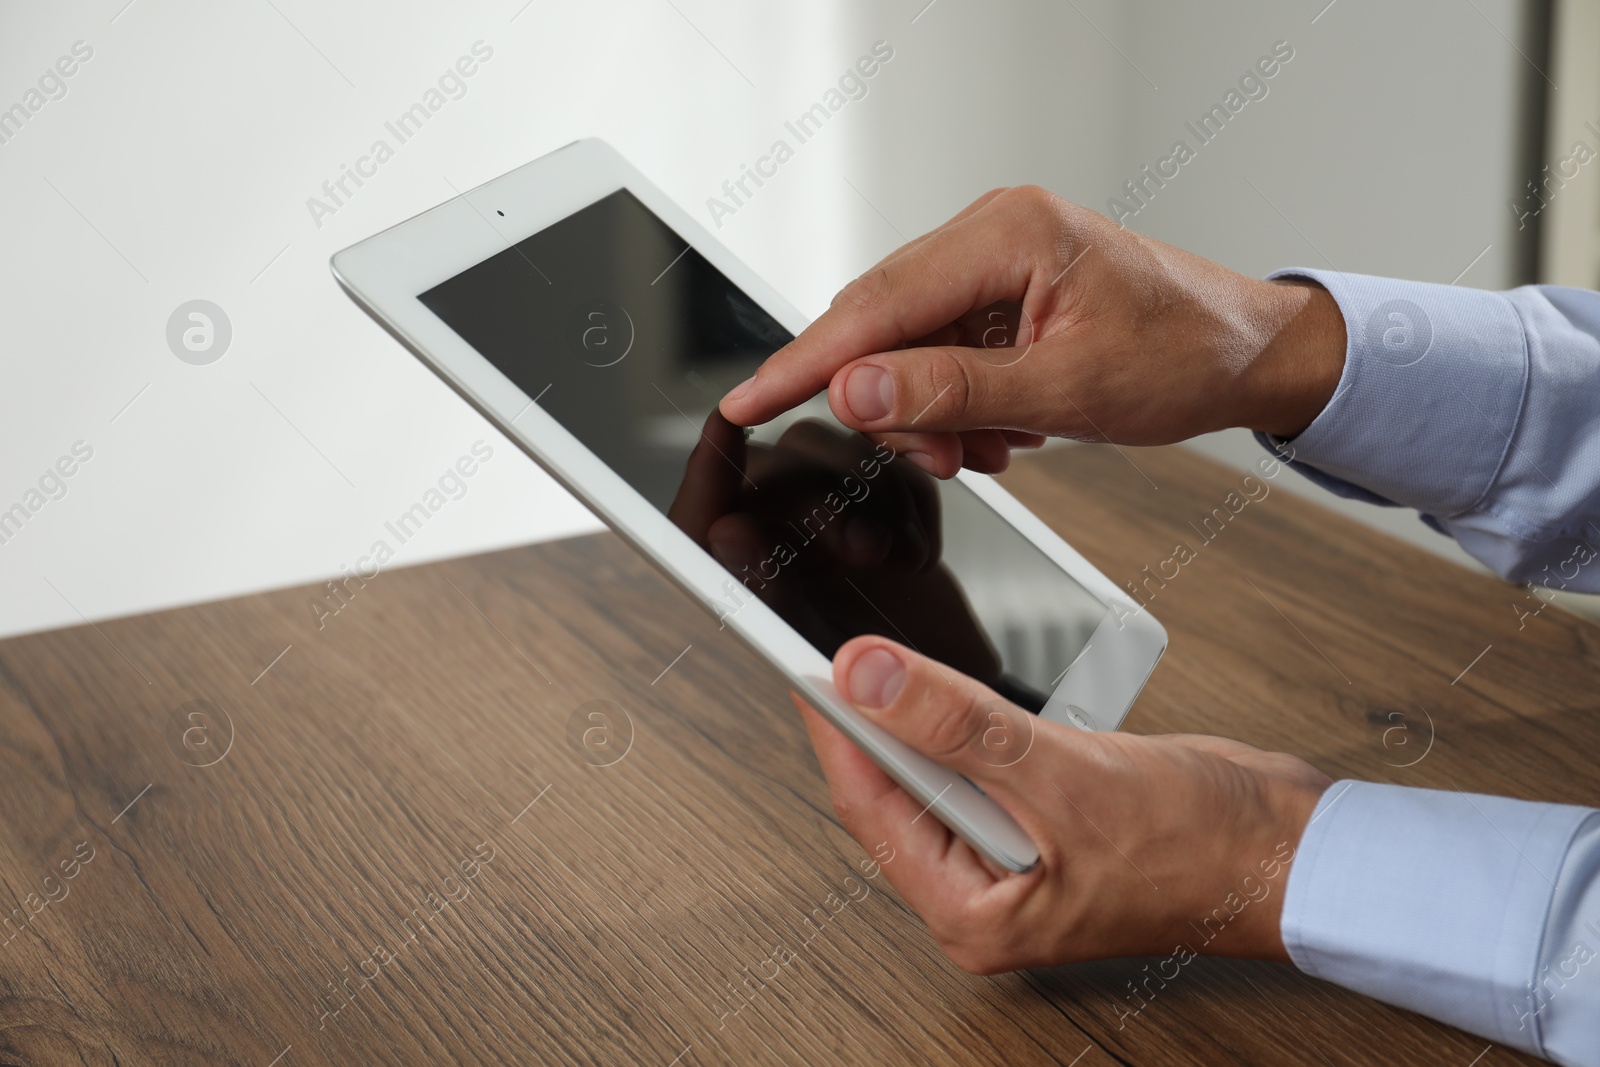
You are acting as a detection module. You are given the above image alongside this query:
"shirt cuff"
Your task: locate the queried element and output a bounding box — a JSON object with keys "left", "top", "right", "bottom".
{"left": 1281, "top": 780, "right": 1595, "bottom": 1057}
{"left": 1538, "top": 811, "right": 1600, "bottom": 1067}
{"left": 1254, "top": 269, "right": 1531, "bottom": 519}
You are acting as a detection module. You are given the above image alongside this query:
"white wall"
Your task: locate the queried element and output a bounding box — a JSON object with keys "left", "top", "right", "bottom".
{"left": 0, "top": 0, "right": 1547, "bottom": 638}
{"left": 1099, "top": 0, "right": 1545, "bottom": 585}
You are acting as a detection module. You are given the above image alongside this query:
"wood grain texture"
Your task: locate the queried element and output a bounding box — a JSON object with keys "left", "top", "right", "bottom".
{"left": 0, "top": 441, "right": 1593, "bottom": 1066}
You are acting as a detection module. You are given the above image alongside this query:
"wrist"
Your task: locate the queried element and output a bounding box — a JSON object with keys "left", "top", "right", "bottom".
{"left": 1256, "top": 778, "right": 1325, "bottom": 963}
{"left": 1195, "top": 776, "right": 1324, "bottom": 964}
{"left": 1235, "top": 278, "right": 1347, "bottom": 440}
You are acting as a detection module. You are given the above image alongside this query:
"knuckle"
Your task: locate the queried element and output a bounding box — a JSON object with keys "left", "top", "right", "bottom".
{"left": 997, "top": 185, "right": 1083, "bottom": 261}
{"left": 923, "top": 350, "right": 977, "bottom": 423}
{"left": 941, "top": 942, "right": 987, "bottom": 974}
{"left": 975, "top": 186, "right": 1011, "bottom": 209}
{"left": 966, "top": 953, "right": 1010, "bottom": 977}
{"left": 828, "top": 787, "right": 863, "bottom": 833}
{"left": 940, "top": 934, "right": 1004, "bottom": 975}
{"left": 917, "top": 682, "right": 986, "bottom": 763}
{"left": 929, "top": 893, "right": 1025, "bottom": 974}
{"left": 824, "top": 781, "right": 878, "bottom": 841}
{"left": 1002, "top": 183, "right": 1061, "bottom": 216}
{"left": 833, "top": 266, "right": 892, "bottom": 314}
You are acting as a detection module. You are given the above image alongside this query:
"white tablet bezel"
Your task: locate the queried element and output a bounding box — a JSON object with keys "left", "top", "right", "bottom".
{"left": 331, "top": 138, "right": 1166, "bottom": 873}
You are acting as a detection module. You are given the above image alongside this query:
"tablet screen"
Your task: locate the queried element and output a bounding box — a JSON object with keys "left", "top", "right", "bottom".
{"left": 419, "top": 189, "right": 1107, "bottom": 710}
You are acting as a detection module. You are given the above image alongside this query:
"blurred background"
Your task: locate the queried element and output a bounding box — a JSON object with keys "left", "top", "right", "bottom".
{"left": 0, "top": 0, "right": 1588, "bottom": 638}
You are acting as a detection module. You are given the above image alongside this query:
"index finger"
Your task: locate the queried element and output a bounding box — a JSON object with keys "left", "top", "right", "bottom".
{"left": 718, "top": 196, "right": 1033, "bottom": 427}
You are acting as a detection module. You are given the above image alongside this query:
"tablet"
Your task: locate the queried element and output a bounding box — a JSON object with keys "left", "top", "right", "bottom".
{"left": 331, "top": 139, "right": 1165, "bottom": 872}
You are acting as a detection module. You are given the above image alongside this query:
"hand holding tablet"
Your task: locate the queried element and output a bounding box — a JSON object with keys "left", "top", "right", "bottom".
{"left": 796, "top": 634, "right": 1329, "bottom": 971}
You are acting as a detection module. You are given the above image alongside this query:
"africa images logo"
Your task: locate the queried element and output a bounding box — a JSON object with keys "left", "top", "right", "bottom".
{"left": 1365, "top": 299, "right": 1432, "bottom": 368}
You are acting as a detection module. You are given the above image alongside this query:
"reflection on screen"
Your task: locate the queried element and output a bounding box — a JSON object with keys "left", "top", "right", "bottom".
{"left": 419, "top": 189, "right": 1106, "bottom": 710}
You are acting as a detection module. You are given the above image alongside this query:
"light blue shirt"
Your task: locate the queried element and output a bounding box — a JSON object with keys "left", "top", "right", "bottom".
{"left": 1260, "top": 268, "right": 1600, "bottom": 1065}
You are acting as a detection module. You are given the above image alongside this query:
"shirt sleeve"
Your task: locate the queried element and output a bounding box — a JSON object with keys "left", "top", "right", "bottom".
{"left": 1254, "top": 269, "right": 1600, "bottom": 592}
{"left": 1281, "top": 781, "right": 1600, "bottom": 1064}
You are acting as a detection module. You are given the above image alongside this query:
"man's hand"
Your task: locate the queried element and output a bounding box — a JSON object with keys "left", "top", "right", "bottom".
{"left": 796, "top": 636, "right": 1332, "bottom": 970}
{"left": 720, "top": 185, "right": 1346, "bottom": 477}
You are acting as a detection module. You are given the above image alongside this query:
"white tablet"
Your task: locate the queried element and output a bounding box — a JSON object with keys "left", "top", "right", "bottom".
{"left": 331, "top": 139, "right": 1165, "bottom": 873}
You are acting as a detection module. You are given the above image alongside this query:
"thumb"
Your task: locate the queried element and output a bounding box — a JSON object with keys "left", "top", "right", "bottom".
{"left": 826, "top": 345, "right": 1055, "bottom": 435}
{"left": 831, "top": 635, "right": 1038, "bottom": 789}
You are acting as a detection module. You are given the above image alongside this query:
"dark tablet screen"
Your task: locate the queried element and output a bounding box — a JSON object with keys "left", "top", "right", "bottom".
{"left": 419, "top": 189, "right": 1106, "bottom": 709}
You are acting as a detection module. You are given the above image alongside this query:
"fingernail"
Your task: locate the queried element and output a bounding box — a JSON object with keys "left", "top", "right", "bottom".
{"left": 844, "top": 365, "right": 894, "bottom": 422}
{"left": 904, "top": 451, "right": 936, "bottom": 475}
{"left": 726, "top": 375, "right": 757, "bottom": 402}
{"left": 847, "top": 648, "right": 906, "bottom": 709}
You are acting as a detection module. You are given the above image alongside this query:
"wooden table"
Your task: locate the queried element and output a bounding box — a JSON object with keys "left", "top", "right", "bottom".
{"left": 2, "top": 442, "right": 1594, "bottom": 1066}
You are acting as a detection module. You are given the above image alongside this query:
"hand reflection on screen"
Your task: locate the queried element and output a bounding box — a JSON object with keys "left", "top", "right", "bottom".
{"left": 668, "top": 411, "right": 1003, "bottom": 687}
